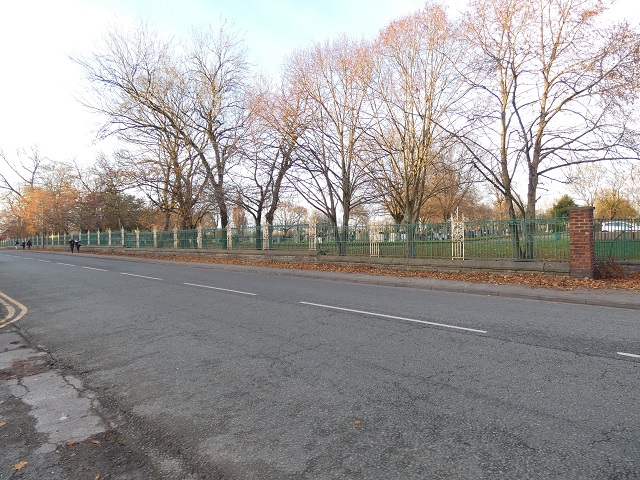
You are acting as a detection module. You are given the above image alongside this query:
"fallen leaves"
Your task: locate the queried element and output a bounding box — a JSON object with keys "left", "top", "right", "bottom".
{"left": 13, "top": 461, "right": 28, "bottom": 471}
{"left": 0, "top": 421, "right": 7, "bottom": 427}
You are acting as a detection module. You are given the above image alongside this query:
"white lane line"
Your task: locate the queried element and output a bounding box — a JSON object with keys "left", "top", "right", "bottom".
{"left": 37, "top": 259, "right": 51, "bottom": 263}
{"left": 300, "top": 301, "right": 487, "bottom": 334}
{"left": 82, "top": 266, "right": 108, "bottom": 272}
{"left": 617, "top": 352, "right": 640, "bottom": 359}
{"left": 183, "top": 282, "right": 257, "bottom": 296}
{"left": 57, "top": 262, "right": 76, "bottom": 266}
{"left": 120, "top": 272, "right": 162, "bottom": 281}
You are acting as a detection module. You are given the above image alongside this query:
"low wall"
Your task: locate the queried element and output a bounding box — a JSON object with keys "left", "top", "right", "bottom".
{"left": 56, "top": 245, "right": 571, "bottom": 277}
{"left": 616, "top": 261, "right": 640, "bottom": 274}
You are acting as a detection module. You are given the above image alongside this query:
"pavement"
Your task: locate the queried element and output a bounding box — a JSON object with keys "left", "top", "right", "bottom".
{"left": 1, "top": 258, "right": 639, "bottom": 479}
{"left": 0, "top": 324, "right": 165, "bottom": 479}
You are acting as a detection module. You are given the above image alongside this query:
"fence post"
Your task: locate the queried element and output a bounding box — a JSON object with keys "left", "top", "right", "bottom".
{"left": 87, "top": 229, "right": 90, "bottom": 246}
{"left": 173, "top": 227, "right": 178, "bottom": 249}
{"left": 568, "top": 206, "right": 595, "bottom": 278}
{"left": 121, "top": 228, "right": 125, "bottom": 246}
{"left": 136, "top": 228, "right": 140, "bottom": 248}
{"left": 227, "top": 227, "right": 233, "bottom": 250}
{"left": 370, "top": 224, "right": 380, "bottom": 257}
{"left": 451, "top": 210, "right": 465, "bottom": 260}
{"left": 153, "top": 228, "right": 157, "bottom": 248}
{"left": 97, "top": 229, "right": 101, "bottom": 246}
{"left": 262, "top": 223, "right": 269, "bottom": 250}
{"left": 309, "top": 222, "right": 317, "bottom": 251}
{"left": 197, "top": 226, "right": 203, "bottom": 249}
{"left": 108, "top": 229, "right": 112, "bottom": 246}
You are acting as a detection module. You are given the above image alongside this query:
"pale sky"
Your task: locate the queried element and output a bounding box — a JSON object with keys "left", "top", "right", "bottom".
{"left": 0, "top": 0, "right": 638, "bottom": 167}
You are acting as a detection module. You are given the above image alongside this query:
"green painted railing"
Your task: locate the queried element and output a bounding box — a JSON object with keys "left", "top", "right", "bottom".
{"left": 595, "top": 217, "right": 640, "bottom": 261}
{"left": 3, "top": 217, "right": 639, "bottom": 261}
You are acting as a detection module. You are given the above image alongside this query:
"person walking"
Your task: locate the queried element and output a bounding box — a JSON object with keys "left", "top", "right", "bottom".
{"left": 27, "top": 239, "right": 32, "bottom": 249}
{"left": 21, "top": 241, "right": 25, "bottom": 250}
{"left": 14, "top": 240, "right": 18, "bottom": 249}
{"left": 75, "top": 239, "right": 81, "bottom": 253}
{"left": 69, "top": 238, "right": 75, "bottom": 253}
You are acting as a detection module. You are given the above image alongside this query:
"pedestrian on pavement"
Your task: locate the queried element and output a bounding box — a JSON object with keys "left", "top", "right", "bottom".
{"left": 75, "top": 239, "right": 81, "bottom": 253}
{"left": 27, "top": 239, "right": 32, "bottom": 249}
{"left": 21, "top": 241, "right": 25, "bottom": 250}
{"left": 69, "top": 238, "right": 75, "bottom": 253}
{"left": 14, "top": 240, "right": 19, "bottom": 249}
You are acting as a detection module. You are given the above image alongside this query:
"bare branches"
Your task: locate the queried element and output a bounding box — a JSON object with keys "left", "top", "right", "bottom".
{"left": 367, "top": 5, "right": 467, "bottom": 224}
{"left": 458, "top": 0, "right": 640, "bottom": 223}
{"left": 286, "top": 35, "right": 375, "bottom": 228}
{"left": 72, "top": 21, "right": 249, "bottom": 229}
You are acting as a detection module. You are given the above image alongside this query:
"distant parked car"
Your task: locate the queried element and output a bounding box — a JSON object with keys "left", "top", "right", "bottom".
{"left": 601, "top": 221, "right": 640, "bottom": 232}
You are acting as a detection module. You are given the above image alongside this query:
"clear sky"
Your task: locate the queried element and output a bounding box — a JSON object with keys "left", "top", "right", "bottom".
{"left": 0, "top": 0, "right": 638, "bottom": 167}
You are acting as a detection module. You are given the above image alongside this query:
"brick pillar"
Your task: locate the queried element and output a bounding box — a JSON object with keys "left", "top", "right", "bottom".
{"left": 568, "top": 206, "right": 595, "bottom": 278}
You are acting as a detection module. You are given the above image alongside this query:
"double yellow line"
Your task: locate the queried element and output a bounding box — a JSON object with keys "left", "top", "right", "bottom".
{"left": 0, "top": 292, "right": 28, "bottom": 329}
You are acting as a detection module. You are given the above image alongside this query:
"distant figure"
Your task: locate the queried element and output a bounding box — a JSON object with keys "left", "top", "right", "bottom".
{"left": 69, "top": 238, "right": 75, "bottom": 253}
{"left": 21, "top": 241, "right": 25, "bottom": 250}
{"left": 75, "top": 239, "right": 81, "bottom": 253}
{"left": 27, "top": 239, "right": 32, "bottom": 249}
{"left": 14, "top": 240, "right": 19, "bottom": 249}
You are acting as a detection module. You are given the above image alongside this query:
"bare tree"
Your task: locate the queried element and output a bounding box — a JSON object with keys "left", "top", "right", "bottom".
{"left": 0, "top": 146, "right": 46, "bottom": 197}
{"left": 73, "top": 21, "right": 248, "bottom": 229}
{"left": 87, "top": 153, "right": 149, "bottom": 230}
{"left": 419, "top": 147, "right": 482, "bottom": 222}
{"left": 367, "top": 5, "right": 466, "bottom": 226}
{"left": 0, "top": 146, "right": 58, "bottom": 238}
{"left": 287, "top": 36, "right": 375, "bottom": 233}
{"left": 179, "top": 24, "right": 249, "bottom": 229}
{"left": 627, "top": 163, "right": 640, "bottom": 211}
{"left": 456, "top": 0, "right": 640, "bottom": 257}
{"left": 232, "top": 77, "right": 307, "bottom": 230}
{"left": 274, "top": 201, "right": 308, "bottom": 226}
{"left": 566, "top": 163, "right": 607, "bottom": 207}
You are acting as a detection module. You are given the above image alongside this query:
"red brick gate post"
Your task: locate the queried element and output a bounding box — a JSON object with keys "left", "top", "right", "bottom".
{"left": 568, "top": 206, "right": 595, "bottom": 278}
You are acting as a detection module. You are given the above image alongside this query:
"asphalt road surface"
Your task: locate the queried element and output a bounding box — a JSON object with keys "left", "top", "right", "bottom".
{"left": 1, "top": 250, "right": 639, "bottom": 479}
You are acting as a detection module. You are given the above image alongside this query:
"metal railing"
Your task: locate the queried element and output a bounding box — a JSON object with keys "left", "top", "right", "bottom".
{"left": 595, "top": 217, "right": 640, "bottom": 261}
{"left": 3, "top": 217, "right": 639, "bottom": 261}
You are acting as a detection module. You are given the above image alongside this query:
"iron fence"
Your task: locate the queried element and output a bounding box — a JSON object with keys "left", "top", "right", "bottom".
{"left": 3, "top": 217, "right": 639, "bottom": 261}
{"left": 595, "top": 217, "right": 640, "bottom": 261}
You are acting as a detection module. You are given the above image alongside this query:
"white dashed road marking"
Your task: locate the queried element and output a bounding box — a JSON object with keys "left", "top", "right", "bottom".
{"left": 300, "top": 301, "right": 487, "bottom": 334}
{"left": 183, "top": 283, "right": 257, "bottom": 296}
{"left": 120, "top": 272, "right": 162, "bottom": 281}
{"left": 617, "top": 352, "right": 640, "bottom": 359}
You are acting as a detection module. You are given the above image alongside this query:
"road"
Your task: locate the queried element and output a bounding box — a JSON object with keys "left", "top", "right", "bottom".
{"left": 1, "top": 249, "right": 639, "bottom": 479}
